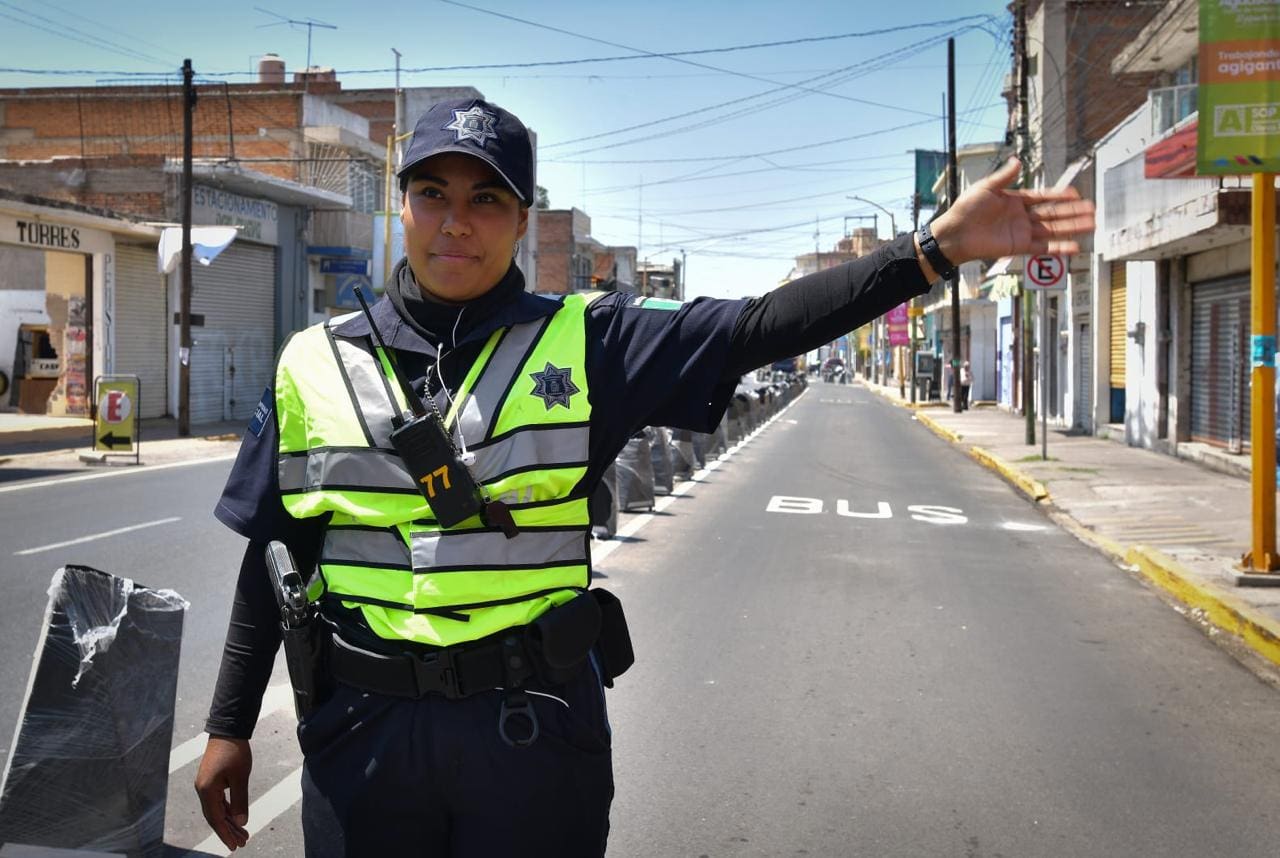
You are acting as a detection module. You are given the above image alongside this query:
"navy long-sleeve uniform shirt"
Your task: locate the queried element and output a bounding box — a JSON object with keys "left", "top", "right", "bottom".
{"left": 207, "top": 233, "right": 930, "bottom": 738}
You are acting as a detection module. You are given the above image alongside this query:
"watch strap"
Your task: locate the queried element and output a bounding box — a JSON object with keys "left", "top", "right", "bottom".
{"left": 917, "top": 222, "right": 957, "bottom": 281}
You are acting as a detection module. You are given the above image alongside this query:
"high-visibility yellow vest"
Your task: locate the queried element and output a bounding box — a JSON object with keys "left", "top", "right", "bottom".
{"left": 275, "top": 295, "right": 595, "bottom": 646}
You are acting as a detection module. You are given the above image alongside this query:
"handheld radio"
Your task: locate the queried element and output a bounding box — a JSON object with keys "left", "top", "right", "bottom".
{"left": 353, "top": 287, "right": 485, "bottom": 529}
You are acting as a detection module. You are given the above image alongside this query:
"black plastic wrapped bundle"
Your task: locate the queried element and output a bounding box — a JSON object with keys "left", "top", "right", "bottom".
{"left": 0, "top": 565, "right": 187, "bottom": 858}
{"left": 649, "top": 427, "right": 674, "bottom": 494}
{"left": 591, "top": 462, "right": 620, "bottom": 539}
{"left": 669, "top": 428, "right": 697, "bottom": 479}
{"left": 616, "top": 431, "right": 656, "bottom": 512}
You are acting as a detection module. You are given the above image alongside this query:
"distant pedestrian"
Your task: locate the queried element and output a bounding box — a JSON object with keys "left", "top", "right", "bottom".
{"left": 959, "top": 360, "right": 972, "bottom": 410}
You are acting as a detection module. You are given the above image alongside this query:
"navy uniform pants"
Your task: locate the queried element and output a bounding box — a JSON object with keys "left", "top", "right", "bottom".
{"left": 297, "top": 659, "right": 614, "bottom": 857}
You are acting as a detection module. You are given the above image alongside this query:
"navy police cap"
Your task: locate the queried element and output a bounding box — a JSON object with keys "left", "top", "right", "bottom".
{"left": 397, "top": 98, "right": 534, "bottom": 206}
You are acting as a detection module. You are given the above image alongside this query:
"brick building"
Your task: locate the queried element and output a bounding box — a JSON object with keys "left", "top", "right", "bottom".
{"left": 536, "top": 207, "right": 634, "bottom": 295}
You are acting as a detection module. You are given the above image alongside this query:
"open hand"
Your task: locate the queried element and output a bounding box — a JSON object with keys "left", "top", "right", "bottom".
{"left": 932, "top": 157, "right": 1095, "bottom": 265}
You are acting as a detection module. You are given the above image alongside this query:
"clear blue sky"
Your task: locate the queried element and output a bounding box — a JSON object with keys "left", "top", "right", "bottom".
{"left": 0, "top": 0, "right": 1013, "bottom": 299}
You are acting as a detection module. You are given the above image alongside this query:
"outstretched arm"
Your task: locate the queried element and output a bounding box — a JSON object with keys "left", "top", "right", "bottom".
{"left": 725, "top": 157, "right": 1095, "bottom": 377}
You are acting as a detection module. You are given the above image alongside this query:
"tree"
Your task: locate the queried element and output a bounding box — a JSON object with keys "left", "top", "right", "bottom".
{"left": 536, "top": 185, "right": 550, "bottom": 210}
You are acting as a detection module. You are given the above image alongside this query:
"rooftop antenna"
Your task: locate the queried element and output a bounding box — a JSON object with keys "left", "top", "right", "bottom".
{"left": 255, "top": 7, "right": 337, "bottom": 93}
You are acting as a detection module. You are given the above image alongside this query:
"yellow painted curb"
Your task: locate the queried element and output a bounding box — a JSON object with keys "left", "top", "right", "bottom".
{"left": 914, "top": 412, "right": 962, "bottom": 444}
{"left": 1049, "top": 511, "right": 1127, "bottom": 560}
{"left": 968, "top": 446, "right": 1050, "bottom": 503}
{"left": 1125, "top": 545, "right": 1280, "bottom": 670}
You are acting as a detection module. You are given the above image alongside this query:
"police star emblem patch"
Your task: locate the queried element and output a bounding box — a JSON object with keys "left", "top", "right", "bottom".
{"left": 444, "top": 106, "right": 499, "bottom": 147}
{"left": 529, "top": 363, "right": 580, "bottom": 410}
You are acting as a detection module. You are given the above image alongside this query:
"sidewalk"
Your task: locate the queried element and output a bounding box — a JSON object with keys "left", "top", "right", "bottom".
{"left": 0, "top": 414, "right": 245, "bottom": 473}
{"left": 857, "top": 377, "right": 1280, "bottom": 676}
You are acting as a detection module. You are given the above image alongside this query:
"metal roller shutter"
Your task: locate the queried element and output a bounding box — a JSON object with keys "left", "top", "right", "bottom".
{"left": 1190, "top": 276, "right": 1249, "bottom": 450}
{"left": 1109, "top": 264, "right": 1126, "bottom": 387}
{"left": 1077, "top": 321, "right": 1091, "bottom": 428}
{"left": 113, "top": 244, "right": 168, "bottom": 418}
{"left": 189, "top": 243, "right": 276, "bottom": 425}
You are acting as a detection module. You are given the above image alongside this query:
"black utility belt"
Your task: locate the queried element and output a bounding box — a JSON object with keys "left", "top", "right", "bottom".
{"left": 328, "top": 588, "right": 634, "bottom": 700}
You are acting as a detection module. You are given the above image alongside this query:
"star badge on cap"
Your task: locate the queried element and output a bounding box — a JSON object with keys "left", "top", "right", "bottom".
{"left": 529, "top": 363, "right": 580, "bottom": 410}
{"left": 444, "top": 105, "right": 499, "bottom": 147}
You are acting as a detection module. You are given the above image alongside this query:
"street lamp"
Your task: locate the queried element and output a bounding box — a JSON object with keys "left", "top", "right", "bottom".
{"left": 848, "top": 196, "right": 900, "bottom": 394}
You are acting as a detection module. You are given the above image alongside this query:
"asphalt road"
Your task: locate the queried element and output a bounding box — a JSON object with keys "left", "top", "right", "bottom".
{"left": 0, "top": 383, "right": 1277, "bottom": 856}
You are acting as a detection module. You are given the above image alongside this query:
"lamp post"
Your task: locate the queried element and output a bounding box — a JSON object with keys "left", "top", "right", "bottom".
{"left": 848, "top": 196, "right": 900, "bottom": 392}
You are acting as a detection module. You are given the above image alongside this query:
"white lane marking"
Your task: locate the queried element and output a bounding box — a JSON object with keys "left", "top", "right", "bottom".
{"left": 167, "top": 684, "right": 295, "bottom": 774}
{"left": 0, "top": 453, "right": 237, "bottom": 494}
{"left": 593, "top": 390, "right": 808, "bottom": 565}
{"left": 187, "top": 764, "right": 305, "bottom": 857}
{"left": 13, "top": 516, "right": 182, "bottom": 555}
{"left": 1002, "top": 521, "right": 1048, "bottom": 532}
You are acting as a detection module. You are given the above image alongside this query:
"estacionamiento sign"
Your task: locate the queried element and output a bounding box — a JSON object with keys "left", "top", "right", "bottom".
{"left": 1197, "top": 0, "right": 1280, "bottom": 175}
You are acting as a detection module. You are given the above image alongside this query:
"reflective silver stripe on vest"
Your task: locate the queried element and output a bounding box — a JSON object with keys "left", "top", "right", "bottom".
{"left": 279, "top": 448, "right": 416, "bottom": 492}
{"left": 323, "top": 527, "right": 411, "bottom": 569}
{"left": 410, "top": 528, "right": 586, "bottom": 571}
{"left": 469, "top": 425, "right": 589, "bottom": 482}
{"left": 331, "top": 335, "right": 400, "bottom": 448}
{"left": 279, "top": 427, "right": 586, "bottom": 493}
{"left": 456, "top": 320, "right": 546, "bottom": 441}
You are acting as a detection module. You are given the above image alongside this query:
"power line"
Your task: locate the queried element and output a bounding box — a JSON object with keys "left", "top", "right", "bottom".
{"left": 0, "top": 1, "right": 171, "bottom": 65}
{"left": 570, "top": 103, "right": 1001, "bottom": 196}
{"left": 541, "top": 28, "right": 968, "bottom": 155}
{"left": 443, "top": 0, "right": 993, "bottom": 120}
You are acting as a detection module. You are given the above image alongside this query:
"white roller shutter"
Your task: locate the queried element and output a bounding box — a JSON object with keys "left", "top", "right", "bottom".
{"left": 189, "top": 243, "right": 276, "bottom": 425}
{"left": 113, "top": 244, "right": 168, "bottom": 418}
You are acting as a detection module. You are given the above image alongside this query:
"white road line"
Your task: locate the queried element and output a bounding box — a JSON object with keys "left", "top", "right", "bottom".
{"left": 0, "top": 453, "right": 237, "bottom": 494}
{"left": 187, "top": 765, "right": 305, "bottom": 858}
{"left": 592, "top": 390, "right": 808, "bottom": 566}
{"left": 168, "top": 684, "right": 295, "bottom": 774}
{"left": 13, "top": 516, "right": 182, "bottom": 555}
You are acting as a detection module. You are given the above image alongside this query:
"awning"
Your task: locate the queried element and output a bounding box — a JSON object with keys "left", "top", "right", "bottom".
{"left": 1053, "top": 155, "right": 1091, "bottom": 191}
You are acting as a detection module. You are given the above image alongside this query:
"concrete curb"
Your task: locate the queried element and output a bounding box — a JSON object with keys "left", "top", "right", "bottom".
{"left": 914, "top": 411, "right": 963, "bottom": 444}
{"left": 968, "top": 446, "right": 1050, "bottom": 503}
{"left": 1124, "top": 546, "right": 1280, "bottom": 671}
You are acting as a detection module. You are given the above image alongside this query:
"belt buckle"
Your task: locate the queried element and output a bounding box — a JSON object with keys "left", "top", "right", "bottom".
{"left": 413, "top": 648, "right": 461, "bottom": 699}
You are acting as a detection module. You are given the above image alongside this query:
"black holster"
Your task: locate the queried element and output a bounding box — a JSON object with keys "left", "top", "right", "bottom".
{"left": 525, "top": 588, "right": 635, "bottom": 688}
{"left": 281, "top": 616, "right": 333, "bottom": 720}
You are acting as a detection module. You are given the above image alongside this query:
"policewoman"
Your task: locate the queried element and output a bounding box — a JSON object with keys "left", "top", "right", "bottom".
{"left": 195, "top": 97, "right": 1093, "bottom": 856}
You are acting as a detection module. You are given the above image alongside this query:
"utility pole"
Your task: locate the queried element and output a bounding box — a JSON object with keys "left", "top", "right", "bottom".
{"left": 910, "top": 191, "right": 921, "bottom": 403}
{"left": 680, "top": 248, "right": 687, "bottom": 301}
{"left": 178, "top": 59, "right": 195, "bottom": 437}
{"left": 392, "top": 48, "right": 402, "bottom": 160}
{"left": 947, "top": 38, "right": 961, "bottom": 414}
{"left": 1017, "top": 0, "right": 1036, "bottom": 444}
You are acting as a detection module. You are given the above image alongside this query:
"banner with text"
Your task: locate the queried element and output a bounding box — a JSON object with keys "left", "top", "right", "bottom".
{"left": 1197, "top": 0, "right": 1280, "bottom": 175}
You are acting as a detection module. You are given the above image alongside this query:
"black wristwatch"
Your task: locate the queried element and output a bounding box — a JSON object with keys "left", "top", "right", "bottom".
{"left": 917, "top": 222, "right": 957, "bottom": 282}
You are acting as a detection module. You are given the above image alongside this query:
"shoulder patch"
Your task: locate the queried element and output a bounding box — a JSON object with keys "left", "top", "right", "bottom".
{"left": 630, "top": 296, "right": 683, "bottom": 311}
{"left": 248, "top": 386, "right": 273, "bottom": 438}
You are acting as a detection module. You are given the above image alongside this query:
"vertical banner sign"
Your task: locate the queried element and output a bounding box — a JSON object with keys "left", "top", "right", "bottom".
{"left": 1197, "top": 0, "right": 1280, "bottom": 175}
{"left": 94, "top": 376, "right": 138, "bottom": 455}
{"left": 887, "top": 303, "right": 910, "bottom": 346}
{"left": 914, "top": 150, "right": 948, "bottom": 206}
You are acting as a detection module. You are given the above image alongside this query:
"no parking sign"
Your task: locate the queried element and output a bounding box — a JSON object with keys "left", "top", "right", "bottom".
{"left": 1024, "top": 255, "right": 1066, "bottom": 290}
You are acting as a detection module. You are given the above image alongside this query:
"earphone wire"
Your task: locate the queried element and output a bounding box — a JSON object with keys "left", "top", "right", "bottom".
{"left": 433, "top": 306, "right": 469, "bottom": 458}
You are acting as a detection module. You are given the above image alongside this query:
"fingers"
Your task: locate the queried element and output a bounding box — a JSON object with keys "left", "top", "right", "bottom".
{"left": 196, "top": 781, "right": 250, "bottom": 850}
{"left": 980, "top": 156, "right": 1022, "bottom": 190}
